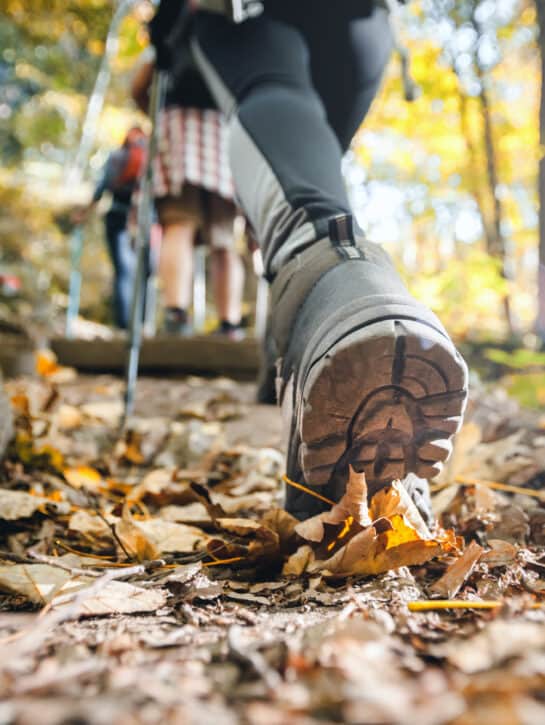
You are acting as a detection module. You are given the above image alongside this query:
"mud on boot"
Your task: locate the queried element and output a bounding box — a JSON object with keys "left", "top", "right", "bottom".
{"left": 272, "top": 214, "right": 468, "bottom": 521}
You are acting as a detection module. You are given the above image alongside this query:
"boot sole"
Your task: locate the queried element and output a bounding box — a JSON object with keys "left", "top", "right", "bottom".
{"left": 296, "top": 316, "right": 468, "bottom": 493}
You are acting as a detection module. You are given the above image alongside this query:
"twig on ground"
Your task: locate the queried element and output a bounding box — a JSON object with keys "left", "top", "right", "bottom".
{"left": 431, "top": 476, "right": 545, "bottom": 501}
{"left": 27, "top": 549, "right": 102, "bottom": 577}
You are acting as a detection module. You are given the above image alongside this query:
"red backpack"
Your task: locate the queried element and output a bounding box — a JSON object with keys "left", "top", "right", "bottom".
{"left": 112, "top": 137, "right": 147, "bottom": 189}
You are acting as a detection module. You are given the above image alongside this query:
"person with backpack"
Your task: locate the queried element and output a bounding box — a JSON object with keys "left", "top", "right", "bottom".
{"left": 151, "top": 0, "right": 469, "bottom": 522}
{"left": 73, "top": 126, "right": 147, "bottom": 329}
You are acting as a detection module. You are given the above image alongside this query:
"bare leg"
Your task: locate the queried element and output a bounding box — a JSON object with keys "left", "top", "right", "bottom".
{"left": 159, "top": 222, "right": 196, "bottom": 309}
{"left": 210, "top": 247, "right": 244, "bottom": 325}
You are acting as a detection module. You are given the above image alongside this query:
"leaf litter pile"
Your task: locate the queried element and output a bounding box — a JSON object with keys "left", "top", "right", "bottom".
{"left": 0, "top": 365, "right": 544, "bottom": 724}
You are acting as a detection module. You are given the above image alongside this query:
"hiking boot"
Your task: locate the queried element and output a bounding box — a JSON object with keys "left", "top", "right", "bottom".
{"left": 212, "top": 320, "right": 246, "bottom": 341}
{"left": 272, "top": 214, "right": 468, "bottom": 520}
{"left": 164, "top": 307, "right": 192, "bottom": 336}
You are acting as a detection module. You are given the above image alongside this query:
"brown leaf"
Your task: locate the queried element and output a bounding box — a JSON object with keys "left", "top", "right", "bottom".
{"left": 0, "top": 564, "right": 71, "bottom": 604}
{"left": 134, "top": 518, "right": 207, "bottom": 553}
{"left": 63, "top": 465, "right": 103, "bottom": 491}
{"left": 290, "top": 472, "right": 458, "bottom": 577}
{"left": 160, "top": 502, "right": 211, "bottom": 524}
{"left": 215, "top": 518, "right": 265, "bottom": 536}
{"left": 68, "top": 510, "right": 115, "bottom": 541}
{"left": 0, "top": 489, "right": 70, "bottom": 520}
{"left": 370, "top": 480, "right": 431, "bottom": 539}
{"left": 481, "top": 539, "right": 519, "bottom": 568}
{"left": 430, "top": 540, "right": 484, "bottom": 598}
{"left": 188, "top": 481, "right": 226, "bottom": 521}
{"left": 282, "top": 545, "right": 314, "bottom": 576}
{"left": 52, "top": 579, "right": 166, "bottom": 616}
{"left": 261, "top": 508, "right": 299, "bottom": 552}
{"left": 115, "top": 505, "right": 160, "bottom": 561}
{"left": 295, "top": 466, "right": 371, "bottom": 543}
{"left": 129, "top": 469, "right": 192, "bottom": 506}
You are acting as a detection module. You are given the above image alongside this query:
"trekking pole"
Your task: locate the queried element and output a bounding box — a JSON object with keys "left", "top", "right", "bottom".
{"left": 65, "top": 0, "right": 138, "bottom": 338}
{"left": 66, "top": 226, "right": 84, "bottom": 338}
{"left": 122, "top": 69, "right": 168, "bottom": 425}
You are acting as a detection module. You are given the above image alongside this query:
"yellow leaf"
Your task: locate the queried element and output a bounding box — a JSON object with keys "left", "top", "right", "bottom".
{"left": 35, "top": 348, "right": 59, "bottom": 377}
{"left": 289, "top": 474, "right": 458, "bottom": 578}
{"left": 64, "top": 465, "right": 102, "bottom": 491}
{"left": 35, "top": 349, "right": 77, "bottom": 383}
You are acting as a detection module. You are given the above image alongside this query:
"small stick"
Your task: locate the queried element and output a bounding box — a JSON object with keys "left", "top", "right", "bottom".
{"left": 283, "top": 475, "right": 335, "bottom": 506}
{"left": 431, "top": 476, "right": 545, "bottom": 501}
{"left": 27, "top": 550, "right": 102, "bottom": 577}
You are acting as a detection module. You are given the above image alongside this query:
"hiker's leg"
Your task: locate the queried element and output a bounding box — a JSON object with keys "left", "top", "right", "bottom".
{"left": 192, "top": 8, "right": 468, "bottom": 519}
{"left": 192, "top": 12, "right": 350, "bottom": 277}
{"left": 207, "top": 194, "right": 244, "bottom": 327}
{"left": 159, "top": 222, "right": 195, "bottom": 310}
{"left": 116, "top": 228, "right": 137, "bottom": 330}
{"left": 156, "top": 191, "right": 201, "bottom": 312}
{"left": 299, "top": 6, "right": 394, "bottom": 151}
{"left": 104, "top": 210, "right": 131, "bottom": 329}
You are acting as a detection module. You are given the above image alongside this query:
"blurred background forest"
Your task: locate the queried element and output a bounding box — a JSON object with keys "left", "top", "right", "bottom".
{"left": 1, "top": 0, "right": 545, "bottom": 389}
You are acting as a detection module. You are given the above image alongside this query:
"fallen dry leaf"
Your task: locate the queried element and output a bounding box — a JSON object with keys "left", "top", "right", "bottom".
{"left": 294, "top": 467, "right": 371, "bottom": 544}
{"left": 481, "top": 539, "right": 519, "bottom": 567}
{"left": 35, "top": 349, "right": 77, "bottom": 383}
{"left": 68, "top": 510, "right": 115, "bottom": 541}
{"left": 134, "top": 518, "right": 208, "bottom": 554}
{"left": 53, "top": 578, "right": 167, "bottom": 616}
{"left": 115, "top": 504, "right": 207, "bottom": 560}
{"left": 64, "top": 465, "right": 103, "bottom": 491}
{"left": 129, "top": 468, "right": 176, "bottom": 502}
{"left": 0, "top": 564, "right": 71, "bottom": 604}
{"left": 160, "top": 502, "right": 211, "bottom": 524}
{"left": 54, "top": 404, "right": 83, "bottom": 431}
{"left": 284, "top": 470, "right": 458, "bottom": 577}
{"left": 80, "top": 400, "right": 123, "bottom": 426}
{"left": 430, "top": 540, "right": 484, "bottom": 598}
{"left": 115, "top": 505, "right": 160, "bottom": 561}
{"left": 0, "top": 489, "right": 70, "bottom": 520}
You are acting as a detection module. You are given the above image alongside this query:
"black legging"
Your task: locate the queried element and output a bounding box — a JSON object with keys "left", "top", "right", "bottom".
{"left": 191, "top": 2, "right": 392, "bottom": 276}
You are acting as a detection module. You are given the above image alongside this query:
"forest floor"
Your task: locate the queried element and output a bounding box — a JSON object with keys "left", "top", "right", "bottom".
{"left": 0, "top": 367, "right": 544, "bottom": 725}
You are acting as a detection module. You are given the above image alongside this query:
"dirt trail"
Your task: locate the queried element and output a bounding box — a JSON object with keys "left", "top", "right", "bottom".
{"left": 0, "top": 373, "right": 543, "bottom": 724}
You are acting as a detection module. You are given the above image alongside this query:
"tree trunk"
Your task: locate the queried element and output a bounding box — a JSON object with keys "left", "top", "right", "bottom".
{"left": 536, "top": 0, "right": 545, "bottom": 344}
{"left": 458, "top": 89, "right": 495, "bottom": 252}
{"left": 472, "top": 41, "right": 516, "bottom": 335}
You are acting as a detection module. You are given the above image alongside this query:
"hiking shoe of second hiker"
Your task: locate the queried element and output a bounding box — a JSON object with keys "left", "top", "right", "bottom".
{"left": 212, "top": 320, "right": 246, "bottom": 341}
{"left": 164, "top": 308, "right": 192, "bottom": 336}
{"left": 272, "top": 214, "right": 468, "bottom": 520}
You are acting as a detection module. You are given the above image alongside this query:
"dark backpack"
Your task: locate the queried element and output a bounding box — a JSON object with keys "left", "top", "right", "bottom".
{"left": 149, "top": 0, "right": 216, "bottom": 110}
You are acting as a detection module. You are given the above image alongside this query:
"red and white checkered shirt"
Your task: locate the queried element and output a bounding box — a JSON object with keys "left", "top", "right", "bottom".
{"left": 153, "top": 106, "right": 234, "bottom": 201}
